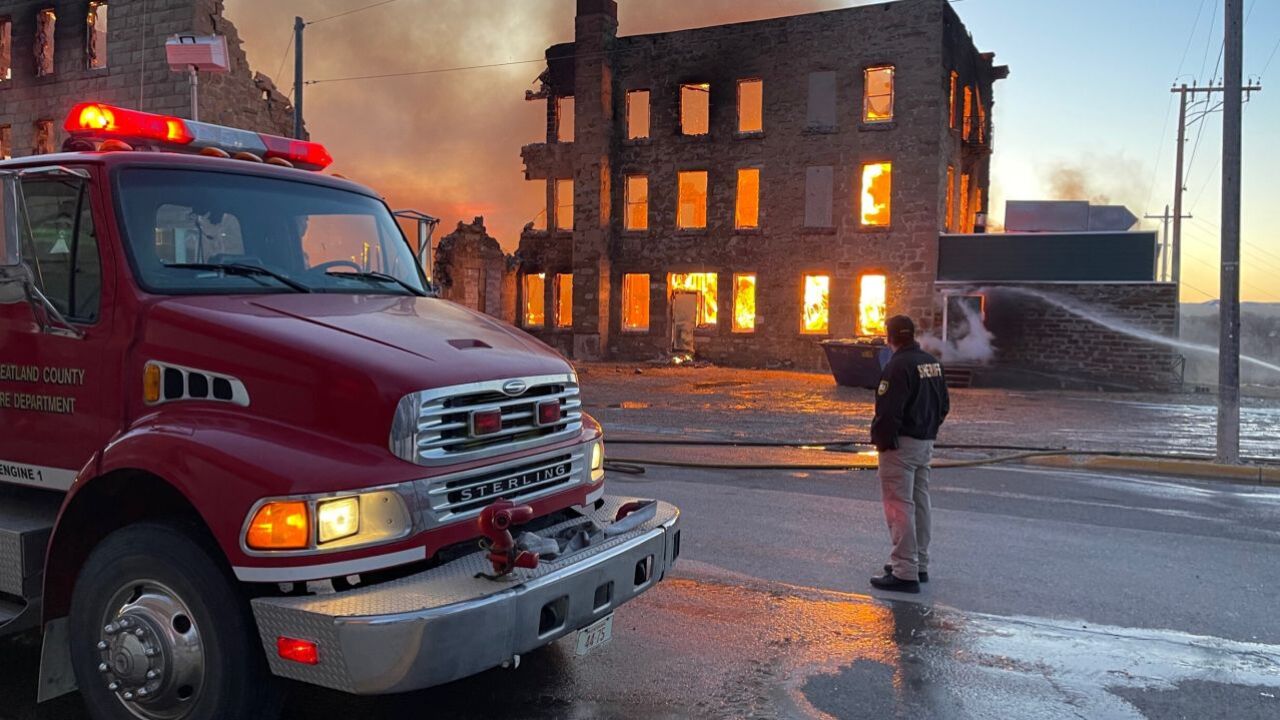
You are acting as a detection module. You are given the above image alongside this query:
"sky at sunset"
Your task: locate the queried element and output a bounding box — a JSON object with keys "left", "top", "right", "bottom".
{"left": 224, "top": 0, "right": 1280, "bottom": 302}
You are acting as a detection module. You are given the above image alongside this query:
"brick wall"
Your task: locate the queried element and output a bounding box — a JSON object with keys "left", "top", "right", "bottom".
{"left": 978, "top": 282, "right": 1182, "bottom": 391}
{"left": 514, "top": 0, "right": 1004, "bottom": 369}
{"left": 0, "top": 0, "right": 295, "bottom": 159}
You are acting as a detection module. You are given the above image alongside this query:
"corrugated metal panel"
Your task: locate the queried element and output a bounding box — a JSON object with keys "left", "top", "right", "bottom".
{"left": 1005, "top": 201, "right": 1138, "bottom": 232}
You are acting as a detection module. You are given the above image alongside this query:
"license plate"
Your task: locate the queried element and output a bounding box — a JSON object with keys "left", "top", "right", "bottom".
{"left": 447, "top": 461, "right": 572, "bottom": 505}
{"left": 575, "top": 614, "right": 613, "bottom": 656}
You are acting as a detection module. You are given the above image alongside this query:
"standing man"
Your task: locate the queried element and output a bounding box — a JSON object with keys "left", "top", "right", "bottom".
{"left": 869, "top": 315, "right": 949, "bottom": 593}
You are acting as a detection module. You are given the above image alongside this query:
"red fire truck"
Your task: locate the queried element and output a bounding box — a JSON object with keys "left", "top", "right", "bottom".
{"left": 0, "top": 103, "right": 680, "bottom": 720}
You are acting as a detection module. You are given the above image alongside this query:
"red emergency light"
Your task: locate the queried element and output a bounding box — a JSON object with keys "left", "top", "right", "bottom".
{"left": 70, "top": 103, "right": 193, "bottom": 144}
{"left": 64, "top": 102, "right": 333, "bottom": 171}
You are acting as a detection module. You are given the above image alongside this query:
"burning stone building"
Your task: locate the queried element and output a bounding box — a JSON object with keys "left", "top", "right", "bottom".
{"left": 516, "top": 0, "right": 1005, "bottom": 366}
{"left": 0, "top": 0, "right": 296, "bottom": 160}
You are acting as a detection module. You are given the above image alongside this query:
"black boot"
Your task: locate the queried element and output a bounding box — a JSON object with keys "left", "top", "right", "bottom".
{"left": 884, "top": 564, "right": 928, "bottom": 582}
{"left": 870, "top": 572, "right": 920, "bottom": 593}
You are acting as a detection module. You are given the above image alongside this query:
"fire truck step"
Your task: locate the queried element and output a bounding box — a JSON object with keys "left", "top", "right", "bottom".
{"left": 0, "top": 596, "right": 40, "bottom": 637}
{"left": 0, "top": 484, "right": 61, "bottom": 602}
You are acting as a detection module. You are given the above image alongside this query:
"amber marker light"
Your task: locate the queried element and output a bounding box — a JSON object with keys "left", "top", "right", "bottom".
{"left": 143, "top": 363, "right": 162, "bottom": 404}
{"left": 246, "top": 501, "right": 310, "bottom": 550}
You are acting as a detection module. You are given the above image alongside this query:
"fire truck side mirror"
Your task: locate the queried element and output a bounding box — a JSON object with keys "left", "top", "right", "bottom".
{"left": 0, "top": 174, "right": 21, "bottom": 268}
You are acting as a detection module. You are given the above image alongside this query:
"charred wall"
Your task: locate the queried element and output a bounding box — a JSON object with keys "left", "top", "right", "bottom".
{"left": 0, "top": 0, "right": 296, "bottom": 159}
{"left": 433, "top": 217, "right": 514, "bottom": 322}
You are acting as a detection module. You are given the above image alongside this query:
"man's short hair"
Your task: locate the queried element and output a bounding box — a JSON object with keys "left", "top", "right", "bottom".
{"left": 886, "top": 315, "right": 915, "bottom": 343}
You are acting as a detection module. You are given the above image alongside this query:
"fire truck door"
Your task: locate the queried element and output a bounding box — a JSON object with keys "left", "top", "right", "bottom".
{"left": 0, "top": 174, "right": 115, "bottom": 491}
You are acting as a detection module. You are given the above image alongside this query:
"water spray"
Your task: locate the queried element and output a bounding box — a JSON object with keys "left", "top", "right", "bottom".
{"left": 978, "top": 286, "right": 1280, "bottom": 376}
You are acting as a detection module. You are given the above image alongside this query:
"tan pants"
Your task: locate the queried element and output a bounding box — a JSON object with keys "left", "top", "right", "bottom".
{"left": 877, "top": 436, "right": 933, "bottom": 582}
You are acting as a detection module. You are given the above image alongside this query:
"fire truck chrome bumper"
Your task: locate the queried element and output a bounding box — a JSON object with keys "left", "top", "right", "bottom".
{"left": 249, "top": 496, "right": 681, "bottom": 694}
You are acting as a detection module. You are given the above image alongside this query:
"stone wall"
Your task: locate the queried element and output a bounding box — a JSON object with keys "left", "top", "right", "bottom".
{"left": 433, "top": 217, "right": 514, "bottom": 321}
{"left": 516, "top": 0, "right": 1004, "bottom": 369}
{"left": 976, "top": 283, "right": 1182, "bottom": 391}
{"left": 0, "top": 0, "right": 296, "bottom": 160}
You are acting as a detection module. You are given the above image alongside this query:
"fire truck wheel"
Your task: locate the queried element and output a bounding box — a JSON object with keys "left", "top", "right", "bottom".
{"left": 68, "top": 520, "right": 283, "bottom": 720}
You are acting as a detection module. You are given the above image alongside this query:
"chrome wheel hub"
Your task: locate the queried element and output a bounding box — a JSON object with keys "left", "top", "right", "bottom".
{"left": 96, "top": 581, "right": 205, "bottom": 720}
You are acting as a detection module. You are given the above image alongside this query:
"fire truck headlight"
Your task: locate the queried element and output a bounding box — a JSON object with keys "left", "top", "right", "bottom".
{"left": 243, "top": 490, "right": 412, "bottom": 554}
{"left": 590, "top": 441, "right": 605, "bottom": 484}
{"left": 317, "top": 497, "right": 361, "bottom": 544}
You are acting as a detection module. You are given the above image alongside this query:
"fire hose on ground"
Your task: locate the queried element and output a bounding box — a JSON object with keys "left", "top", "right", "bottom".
{"left": 601, "top": 438, "right": 1278, "bottom": 475}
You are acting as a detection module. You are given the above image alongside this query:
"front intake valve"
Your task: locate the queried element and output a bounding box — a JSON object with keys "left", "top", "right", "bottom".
{"left": 476, "top": 499, "right": 540, "bottom": 579}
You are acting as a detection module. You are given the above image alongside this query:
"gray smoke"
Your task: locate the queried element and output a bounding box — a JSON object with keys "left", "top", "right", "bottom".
{"left": 920, "top": 302, "right": 996, "bottom": 364}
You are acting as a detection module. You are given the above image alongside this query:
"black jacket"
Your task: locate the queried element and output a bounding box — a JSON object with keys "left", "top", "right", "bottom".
{"left": 870, "top": 342, "right": 950, "bottom": 452}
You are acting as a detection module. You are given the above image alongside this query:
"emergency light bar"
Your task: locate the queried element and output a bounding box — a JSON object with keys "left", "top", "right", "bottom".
{"left": 64, "top": 102, "right": 333, "bottom": 171}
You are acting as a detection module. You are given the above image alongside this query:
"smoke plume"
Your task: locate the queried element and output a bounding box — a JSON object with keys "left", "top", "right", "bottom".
{"left": 920, "top": 302, "right": 996, "bottom": 364}
{"left": 1042, "top": 153, "right": 1147, "bottom": 210}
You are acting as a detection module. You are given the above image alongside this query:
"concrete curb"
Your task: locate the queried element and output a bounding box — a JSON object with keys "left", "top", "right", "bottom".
{"left": 1025, "top": 455, "right": 1280, "bottom": 486}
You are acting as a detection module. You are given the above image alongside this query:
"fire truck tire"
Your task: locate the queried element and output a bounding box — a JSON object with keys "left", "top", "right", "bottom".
{"left": 68, "top": 520, "right": 284, "bottom": 720}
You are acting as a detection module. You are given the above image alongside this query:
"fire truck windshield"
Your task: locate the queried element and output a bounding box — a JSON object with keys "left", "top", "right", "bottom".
{"left": 115, "top": 168, "right": 426, "bottom": 296}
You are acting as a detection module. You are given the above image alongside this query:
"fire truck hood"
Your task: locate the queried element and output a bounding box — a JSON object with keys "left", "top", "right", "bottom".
{"left": 244, "top": 294, "right": 569, "bottom": 374}
{"left": 147, "top": 294, "right": 572, "bottom": 389}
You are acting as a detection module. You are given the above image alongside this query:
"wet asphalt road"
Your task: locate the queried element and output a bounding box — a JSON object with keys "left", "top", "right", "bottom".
{"left": 4, "top": 459, "right": 1280, "bottom": 719}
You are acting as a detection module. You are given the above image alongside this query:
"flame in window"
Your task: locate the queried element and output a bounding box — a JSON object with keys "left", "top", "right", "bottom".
{"left": 802, "top": 275, "right": 829, "bottom": 334}
{"left": 863, "top": 66, "right": 894, "bottom": 122}
{"left": 860, "top": 162, "right": 891, "bottom": 226}
{"left": 622, "top": 273, "right": 650, "bottom": 331}
{"left": 859, "top": 274, "right": 887, "bottom": 336}
{"left": 733, "top": 274, "right": 756, "bottom": 332}
{"left": 668, "top": 272, "right": 718, "bottom": 327}
{"left": 523, "top": 273, "right": 546, "bottom": 327}
{"left": 555, "top": 273, "right": 573, "bottom": 328}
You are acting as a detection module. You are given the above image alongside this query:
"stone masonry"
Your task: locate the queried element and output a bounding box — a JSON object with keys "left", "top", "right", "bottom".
{"left": 516, "top": 0, "right": 1004, "bottom": 368}
{"left": 433, "top": 216, "right": 515, "bottom": 321}
{"left": 981, "top": 283, "right": 1182, "bottom": 391}
{"left": 0, "top": 0, "right": 297, "bottom": 160}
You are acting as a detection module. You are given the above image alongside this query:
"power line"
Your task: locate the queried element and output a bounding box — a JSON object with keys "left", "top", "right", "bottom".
{"left": 306, "top": 0, "right": 403, "bottom": 26}
{"left": 306, "top": 56, "right": 551, "bottom": 85}
{"left": 1185, "top": 225, "right": 1280, "bottom": 277}
{"left": 1181, "top": 243, "right": 1272, "bottom": 298}
{"left": 1198, "top": 0, "right": 1221, "bottom": 82}
{"left": 1181, "top": 280, "right": 1217, "bottom": 300}
{"left": 274, "top": 32, "right": 294, "bottom": 87}
{"left": 1261, "top": 35, "right": 1280, "bottom": 78}
{"left": 1176, "top": 0, "right": 1210, "bottom": 79}
{"left": 1142, "top": 93, "right": 1176, "bottom": 212}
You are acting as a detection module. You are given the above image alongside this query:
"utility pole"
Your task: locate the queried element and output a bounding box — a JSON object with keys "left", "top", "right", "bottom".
{"left": 293, "top": 17, "right": 305, "bottom": 140}
{"left": 1171, "top": 86, "right": 1188, "bottom": 289}
{"left": 1168, "top": 81, "right": 1261, "bottom": 288}
{"left": 1217, "top": 0, "right": 1243, "bottom": 463}
{"left": 1145, "top": 205, "right": 1192, "bottom": 282}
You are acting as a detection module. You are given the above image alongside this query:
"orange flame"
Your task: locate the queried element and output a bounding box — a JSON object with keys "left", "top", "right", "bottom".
{"left": 523, "top": 273, "right": 546, "bottom": 327}
{"left": 802, "top": 275, "right": 829, "bottom": 334}
{"left": 733, "top": 273, "right": 756, "bottom": 332}
{"left": 669, "top": 272, "right": 719, "bottom": 326}
{"left": 860, "top": 162, "right": 891, "bottom": 226}
{"left": 859, "top": 274, "right": 886, "bottom": 336}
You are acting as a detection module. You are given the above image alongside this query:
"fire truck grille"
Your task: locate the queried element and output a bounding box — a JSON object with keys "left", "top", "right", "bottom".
{"left": 391, "top": 375, "right": 583, "bottom": 466}
{"left": 424, "top": 451, "right": 583, "bottom": 522}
